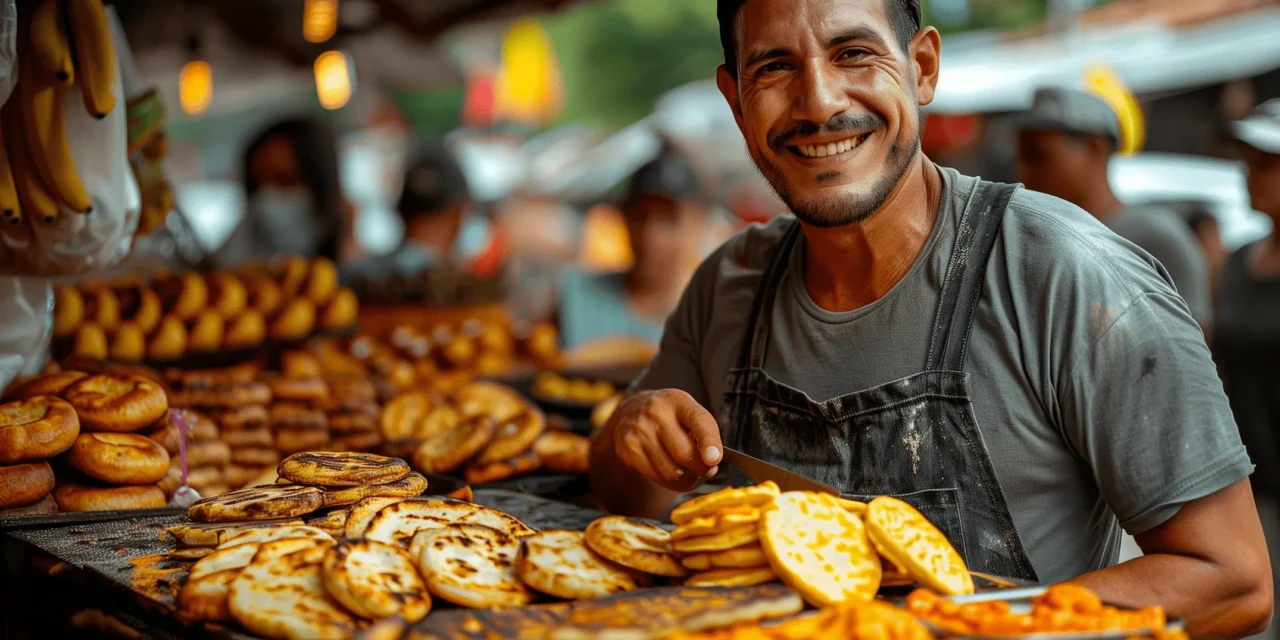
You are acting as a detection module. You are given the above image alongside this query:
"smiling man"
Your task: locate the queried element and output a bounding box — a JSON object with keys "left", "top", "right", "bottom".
{"left": 587, "top": 0, "right": 1272, "bottom": 635}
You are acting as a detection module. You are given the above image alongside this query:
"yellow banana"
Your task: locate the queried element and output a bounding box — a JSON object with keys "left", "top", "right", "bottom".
{"left": 0, "top": 114, "right": 21, "bottom": 227}
{"left": 17, "top": 65, "right": 92, "bottom": 214}
{"left": 27, "top": 0, "right": 75, "bottom": 85}
{"left": 66, "top": 0, "right": 116, "bottom": 119}
{"left": 2, "top": 103, "right": 55, "bottom": 225}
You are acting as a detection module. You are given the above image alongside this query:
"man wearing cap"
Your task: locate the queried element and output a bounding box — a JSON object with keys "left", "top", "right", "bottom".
{"left": 1016, "top": 87, "right": 1212, "bottom": 327}
{"left": 556, "top": 146, "right": 710, "bottom": 351}
{"left": 589, "top": 0, "right": 1271, "bottom": 634}
{"left": 1217, "top": 99, "right": 1280, "bottom": 509}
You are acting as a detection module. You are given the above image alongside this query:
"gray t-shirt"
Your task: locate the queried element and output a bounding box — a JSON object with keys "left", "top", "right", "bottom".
{"left": 1107, "top": 205, "right": 1211, "bottom": 326}
{"left": 634, "top": 168, "right": 1251, "bottom": 583}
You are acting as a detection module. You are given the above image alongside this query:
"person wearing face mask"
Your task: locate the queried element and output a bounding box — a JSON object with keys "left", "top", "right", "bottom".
{"left": 215, "top": 118, "right": 355, "bottom": 267}
{"left": 554, "top": 147, "right": 710, "bottom": 358}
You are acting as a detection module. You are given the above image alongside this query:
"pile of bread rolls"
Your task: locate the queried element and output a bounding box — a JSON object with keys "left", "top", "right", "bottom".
{"left": 153, "top": 410, "right": 232, "bottom": 499}
{"left": 52, "top": 256, "right": 358, "bottom": 364}
{"left": 280, "top": 351, "right": 384, "bottom": 454}
{"left": 168, "top": 366, "right": 278, "bottom": 492}
{"left": 0, "top": 369, "right": 177, "bottom": 514}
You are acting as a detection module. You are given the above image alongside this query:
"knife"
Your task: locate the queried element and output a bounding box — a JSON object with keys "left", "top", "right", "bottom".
{"left": 719, "top": 447, "right": 840, "bottom": 495}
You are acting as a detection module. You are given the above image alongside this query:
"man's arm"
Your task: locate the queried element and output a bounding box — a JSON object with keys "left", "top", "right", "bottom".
{"left": 1072, "top": 479, "right": 1273, "bottom": 637}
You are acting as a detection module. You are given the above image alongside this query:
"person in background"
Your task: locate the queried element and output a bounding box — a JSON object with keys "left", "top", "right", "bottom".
{"left": 216, "top": 118, "right": 356, "bottom": 267}
{"left": 1016, "top": 88, "right": 1212, "bottom": 328}
{"left": 339, "top": 142, "right": 495, "bottom": 284}
{"left": 1185, "top": 205, "right": 1228, "bottom": 300}
{"left": 1216, "top": 99, "right": 1280, "bottom": 505}
{"left": 556, "top": 147, "right": 710, "bottom": 353}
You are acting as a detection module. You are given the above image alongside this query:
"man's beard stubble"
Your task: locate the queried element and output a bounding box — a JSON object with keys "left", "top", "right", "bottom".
{"left": 756, "top": 116, "right": 922, "bottom": 228}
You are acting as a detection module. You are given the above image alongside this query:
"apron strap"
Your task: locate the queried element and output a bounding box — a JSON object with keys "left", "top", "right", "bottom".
{"left": 924, "top": 181, "right": 1020, "bottom": 372}
{"left": 737, "top": 220, "right": 804, "bottom": 372}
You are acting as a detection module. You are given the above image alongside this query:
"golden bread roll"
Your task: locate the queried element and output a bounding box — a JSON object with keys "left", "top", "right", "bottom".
{"left": 304, "top": 258, "right": 338, "bottom": 305}
{"left": 0, "top": 396, "right": 81, "bottom": 463}
{"left": 54, "top": 482, "right": 167, "bottom": 512}
{"left": 0, "top": 493, "right": 57, "bottom": 515}
{"left": 0, "top": 461, "right": 56, "bottom": 509}
{"left": 85, "top": 288, "right": 121, "bottom": 332}
{"left": 250, "top": 278, "right": 283, "bottom": 316}
{"left": 53, "top": 285, "right": 84, "bottom": 339}
{"left": 318, "top": 287, "right": 357, "bottom": 331}
{"left": 209, "top": 273, "right": 248, "bottom": 317}
{"left": 188, "top": 310, "right": 226, "bottom": 353}
{"left": 63, "top": 374, "right": 169, "bottom": 432}
{"left": 281, "top": 351, "right": 324, "bottom": 379}
{"left": 5, "top": 370, "right": 87, "bottom": 400}
{"left": 157, "top": 272, "right": 208, "bottom": 321}
{"left": 73, "top": 323, "right": 109, "bottom": 360}
{"left": 66, "top": 432, "right": 171, "bottom": 485}
{"left": 109, "top": 323, "right": 147, "bottom": 362}
{"left": 147, "top": 316, "right": 189, "bottom": 361}
{"left": 224, "top": 310, "right": 267, "bottom": 350}
{"left": 270, "top": 298, "right": 317, "bottom": 342}
{"left": 132, "top": 289, "right": 163, "bottom": 334}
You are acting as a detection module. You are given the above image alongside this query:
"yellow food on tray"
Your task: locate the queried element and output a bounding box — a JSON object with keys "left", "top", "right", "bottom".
{"left": 534, "top": 371, "right": 617, "bottom": 404}
{"left": 666, "top": 599, "right": 933, "bottom": 640}
{"left": 905, "top": 584, "right": 1168, "bottom": 636}
{"left": 760, "top": 491, "right": 882, "bottom": 607}
{"left": 865, "top": 496, "right": 973, "bottom": 596}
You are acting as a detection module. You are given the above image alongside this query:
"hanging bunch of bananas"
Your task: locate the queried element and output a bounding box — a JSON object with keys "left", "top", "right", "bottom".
{"left": 0, "top": 0, "right": 117, "bottom": 229}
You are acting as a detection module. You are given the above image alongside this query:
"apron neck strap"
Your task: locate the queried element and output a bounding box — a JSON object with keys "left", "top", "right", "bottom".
{"left": 737, "top": 220, "right": 804, "bottom": 372}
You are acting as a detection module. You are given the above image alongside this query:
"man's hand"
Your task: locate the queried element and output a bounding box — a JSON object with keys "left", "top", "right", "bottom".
{"left": 607, "top": 389, "right": 724, "bottom": 492}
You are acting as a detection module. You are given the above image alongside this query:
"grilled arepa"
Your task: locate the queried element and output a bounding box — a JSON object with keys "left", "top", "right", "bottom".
{"left": 585, "top": 516, "right": 686, "bottom": 578}
{"left": 187, "top": 484, "right": 325, "bottom": 522}
{"left": 364, "top": 499, "right": 536, "bottom": 547}
{"left": 516, "top": 529, "right": 638, "bottom": 600}
{"left": 320, "top": 472, "right": 428, "bottom": 508}
{"left": 322, "top": 540, "right": 431, "bottom": 621}
{"left": 278, "top": 452, "right": 410, "bottom": 487}
{"left": 415, "top": 524, "right": 531, "bottom": 609}
{"left": 228, "top": 539, "right": 354, "bottom": 640}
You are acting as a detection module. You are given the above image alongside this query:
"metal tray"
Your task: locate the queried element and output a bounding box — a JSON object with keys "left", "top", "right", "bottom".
{"left": 0, "top": 507, "right": 185, "bottom": 533}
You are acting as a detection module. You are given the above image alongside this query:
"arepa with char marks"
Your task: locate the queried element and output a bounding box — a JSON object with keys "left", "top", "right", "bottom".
{"left": 412, "top": 415, "right": 495, "bottom": 474}
{"left": 473, "top": 410, "right": 545, "bottom": 465}
{"left": 684, "top": 566, "right": 778, "bottom": 588}
{"left": 322, "top": 540, "right": 431, "bottom": 622}
{"left": 364, "top": 499, "right": 535, "bottom": 546}
{"left": 517, "top": 529, "right": 638, "bottom": 600}
{"left": 217, "top": 524, "right": 335, "bottom": 550}
{"left": 415, "top": 524, "right": 531, "bottom": 609}
{"left": 187, "top": 484, "right": 325, "bottom": 522}
{"left": 344, "top": 496, "right": 407, "bottom": 539}
{"left": 320, "top": 472, "right": 427, "bottom": 508}
{"left": 278, "top": 452, "right": 410, "bottom": 487}
{"left": 228, "top": 539, "right": 356, "bottom": 640}
{"left": 585, "top": 516, "right": 686, "bottom": 578}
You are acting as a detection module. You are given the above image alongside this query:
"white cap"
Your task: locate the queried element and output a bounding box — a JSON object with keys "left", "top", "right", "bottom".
{"left": 1234, "top": 99, "right": 1280, "bottom": 155}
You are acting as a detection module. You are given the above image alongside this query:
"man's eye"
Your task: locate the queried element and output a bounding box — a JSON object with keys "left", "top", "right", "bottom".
{"left": 759, "top": 61, "right": 791, "bottom": 74}
{"left": 838, "top": 49, "right": 870, "bottom": 60}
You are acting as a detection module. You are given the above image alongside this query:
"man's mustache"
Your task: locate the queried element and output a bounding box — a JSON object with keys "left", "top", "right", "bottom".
{"left": 767, "top": 113, "right": 887, "bottom": 149}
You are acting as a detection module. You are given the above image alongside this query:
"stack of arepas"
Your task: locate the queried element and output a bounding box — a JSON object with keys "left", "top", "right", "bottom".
{"left": 266, "top": 370, "right": 332, "bottom": 457}
{"left": 169, "top": 366, "right": 275, "bottom": 492}
{"left": 1, "top": 369, "right": 174, "bottom": 512}
{"left": 277, "top": 350, "right": 385, "bottom": 454}
{"left": 381, "top": 381, "right": 591, "bottom": 485}
{"left": 52, "top": 256, "right": 359, "bottom": 364}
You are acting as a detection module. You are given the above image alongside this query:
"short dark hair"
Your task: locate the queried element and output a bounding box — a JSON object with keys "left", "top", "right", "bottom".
{"left": 718, "top": 0, "right": 921, "bottom": 77}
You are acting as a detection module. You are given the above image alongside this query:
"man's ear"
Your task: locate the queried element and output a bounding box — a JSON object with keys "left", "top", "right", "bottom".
{"left": 911, "top": 27, "right": 942, "bottom": 107}
{"left": 716, "top": 64, "right": 749, "bottom": 141}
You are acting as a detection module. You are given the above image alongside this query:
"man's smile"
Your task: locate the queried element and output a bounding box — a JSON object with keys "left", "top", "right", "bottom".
{"left": 785, "top": 131, "right": 874, "bottom": 162}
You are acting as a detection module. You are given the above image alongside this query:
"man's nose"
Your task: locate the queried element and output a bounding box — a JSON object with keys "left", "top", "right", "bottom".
{"left": 792, "top": 60, "right": 850, "bottom": 126}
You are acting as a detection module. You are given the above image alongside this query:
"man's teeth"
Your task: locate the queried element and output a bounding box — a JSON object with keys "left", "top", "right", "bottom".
{"left": 796, "top": 136, "right": 862, "bottom": 158}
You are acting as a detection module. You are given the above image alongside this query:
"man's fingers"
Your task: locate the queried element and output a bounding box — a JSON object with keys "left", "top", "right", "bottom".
{"left": 656, "top": 418, "right": 710, "bottom": 477}
{"left": 673, "top": 394, "right": 723, "bottom": 466}
{"left": 642, "top": 437, "right": 695, "bottom": 491}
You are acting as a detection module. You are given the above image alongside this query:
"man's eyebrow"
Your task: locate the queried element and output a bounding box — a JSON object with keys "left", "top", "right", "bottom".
{"left": 829, "top": 26, "right": 888, "bottom": 49}
{"left": 743, "top": 47, "right": 790, "bottom": 70}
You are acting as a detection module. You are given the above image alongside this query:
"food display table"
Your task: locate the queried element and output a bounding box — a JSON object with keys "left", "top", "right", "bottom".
{"left": 0, "top": 490, "right": 607, "bottom": 640}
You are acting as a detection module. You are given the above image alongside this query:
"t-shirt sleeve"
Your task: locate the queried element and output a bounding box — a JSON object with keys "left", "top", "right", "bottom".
{"left": 1059, "top": 290, "right": 1253, "bottom": 535}
{"left": 1127, "top": 220, "right": 1212, "bottom": 327}
{"left": 628, "top": 254, "right": 717, "bottom": 407}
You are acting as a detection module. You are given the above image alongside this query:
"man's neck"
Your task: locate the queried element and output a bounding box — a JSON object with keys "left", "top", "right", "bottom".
{"left": 802, "top": 156, "right": 944, "bottom": 313}
{"left": 1075, "top": 185, "right": 1125, "bottom": 223}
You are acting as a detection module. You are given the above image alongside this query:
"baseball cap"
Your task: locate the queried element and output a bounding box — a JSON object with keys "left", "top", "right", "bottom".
{"left": 625, "top": 148, "right": 703, "bottom": 205}
{"left": 397, "top": 143, "right": 470, "bottom": 218}
{"left": 1018, "top": 87, "right": 1121, "bottom": 146}
{"left": 1234, "top": 99, "right": 1280, "bottom": 155}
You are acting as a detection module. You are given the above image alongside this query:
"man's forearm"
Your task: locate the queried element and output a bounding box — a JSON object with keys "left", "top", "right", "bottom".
{"left": 588, "top": 423, "right": 678, "bottom": 519}
{"left": 1071, "top": 554, "right": 1272, "bottom": 638}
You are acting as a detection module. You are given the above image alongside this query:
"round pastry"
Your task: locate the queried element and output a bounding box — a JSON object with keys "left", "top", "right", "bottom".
{"left": 168, "top": 365, "right": 258, "bottom": 390}
{"left": 148, "top": 316, "right": 189, "bottom": 362}
{"left": 223, "top": 464, "right": 259, "bottom": 489}
{"left": 0, "top": 396, "right": 80, "bottom": 463}
{"left": 185, "top": 466, "right": 223, "bottom": 487}
{"left": 186, "top": 441, "right": 233, "bottom": 468}
{"left": 281, "top": 351, "right": 324, "bottom": 380}
{"left": 144, "top": 417, "right": 190, "bottom": 455}
{"left": 329, "top": 432, "right": 381, "bottom": 452}
{"left": 210, "top": 273, "right": 249, "bottom": 317}
{"left": 267, "top": 377, "right": 328, "bottom": 403}
{"left": 0, "top": 461, "right": 56, "bottom": 508}
{"left": 324, "top": 377, "right": 376, "bottom": 405}
{"left": 304, "top": 257, "right": 339, "bottom": 305}
{"left": 156, "top": 272, "right": 209, "bottom": 321}
{"left": 327, "top": 412, "right": 377, "bottom": 435}
{"left": 274, "top": 429, "right": 332, "bottom": 454}
{"left": 269, "top": 403, "right": 327, "bottom": 431}
{"left": 66, "top": 432, "right": 171, "bottom": 485}
{"left": 173, "top": 381, "right": 272, "bottom": 409}
{"left": 250, "top": 278, "right": 284, "bottom": 316}
{"left": 85, "top": 288, "right": 121, "bottom": 332}
{"left": 270, "top": 299, "right": 316, "bottom": 342}
{"left": 63, "top": 374, "right": 169, "bottom": 432}
{"left": 213, "top": 405, "right": 269, "bottom": 431}
{"left": 190, "top": 413, "right": 221, "bottom": 441}
{"left": 230, "top": 446, "right": 280, "bottom": 467}
{"left": 276, "top": 256, "right": 310, "bottom": 295}
{"left": 0, "top": 494, "right": 57, "bottom": 515}
{"left": 319, "top": 287, "right": 358, "bottom": 331}
{"left": 73, "top": 323, "right": 109, "bottom": 360}
{"left": 53, "top": 285, "right": 84, "bottom": 340}
{"left": 188, "top": 310, "right": 226, "bottom": 353}
{"left": 109, "top": 323, "right": 147, "bottom": 363}
{"left": 221, "top": 427, "right": 273, "bottom": 448}
{"left": 54, "top": 482, "right": 167, "bottom": 512}
{"left": 6, "top": 370, "right": 87, "bottom": 400}
{"left": 224, "top": 310, "right": 267, "bottom": 350}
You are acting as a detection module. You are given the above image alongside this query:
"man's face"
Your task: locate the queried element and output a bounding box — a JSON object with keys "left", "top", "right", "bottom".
{"left": 717, "top": 0, "right": 937, "bottom": 227}
{"left": 1243, "top": 145, "right": 1280, "bottom": 219}
{"left": 1016, "top": 129, "right": 1091, "bottom": 205}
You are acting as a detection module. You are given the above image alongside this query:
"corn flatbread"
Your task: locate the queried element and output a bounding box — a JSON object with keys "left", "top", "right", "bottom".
{"left": 167, "top": 519, "right": 304, "bottom": 547}
{"left": 217, "top": 525, "right": 335, "bottom": 550}
{"left": 836, "top": 498, "right": 868, "bottom": 514}
{"left": 670, "top": 482, "right": 780, "bottom": 525}
{"left": 670, "top": 506, "right": 761, "bottom": 541}
{"left": 177, "top": 569, "right": 239, "bottom": 621}
{"left": 453, "top": 381, "right": 527, "bottom": 423}
{"left": 547, "top": 584, "right": 804, "bottom": 640}
{"left": 189, "top": 542, "right": 261, "bottom": 581}
{"left": 306, "top": 509, "right": 350, "bottom": 536}
{"left": 321, "top": 472, "right": 428, "bottom": 508}
{"left": 415, "top": 524, "right": 532, "bottom": 609}
{"left": 474, "top": 410, "right": 546, "bottom": 465}
{"left": 680, "top": 544, "right": 770, "bottom": 571}
{"left": 380, "top": 390, "right": 444, "bottom": 440}
{"left": 671, "top": 523, "right": 761, "bottom": 553}
{"left": 584, "top": 516, "right": 686, "bottom": 578}
{"left": 412, "top": 416, "right": 495, "bottom": 474}
{"left": 464, "top": 448, "right": 541, "bottom": 485}
{"left": 229, "top": 540, "right": 356, "bottom": 640}
{"left": 188, "top": 484, "right": 325, "bottom": 522}
{"left": 322, "top": 540, "right": 431, "bottom": 622}
{"left": 760, "top": 491, "right": 881, "bottom": 607}
{"left": 864, "top": 496, "right": 973, "bottom": 596}
{"left": 517, "top": 530, "right": 638, "bottom": 600}
{"left": 365, "top": 499, "right": 535, "bottom": 546}
{"left": 685, "top": 566, "right": 777, "bottom": 588}
{"left": 533, "top": 431, "right": 590, "bottom": 474}
{"left": 345, "top": 496, "right": 407, "bottom": 539}
{"left": 278, "top": 452, "right": 411, "bottom": 487}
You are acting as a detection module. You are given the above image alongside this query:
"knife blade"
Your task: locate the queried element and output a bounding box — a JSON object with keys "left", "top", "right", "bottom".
{"left": 719, "top": 447, "right": 840, "bottom": 495}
